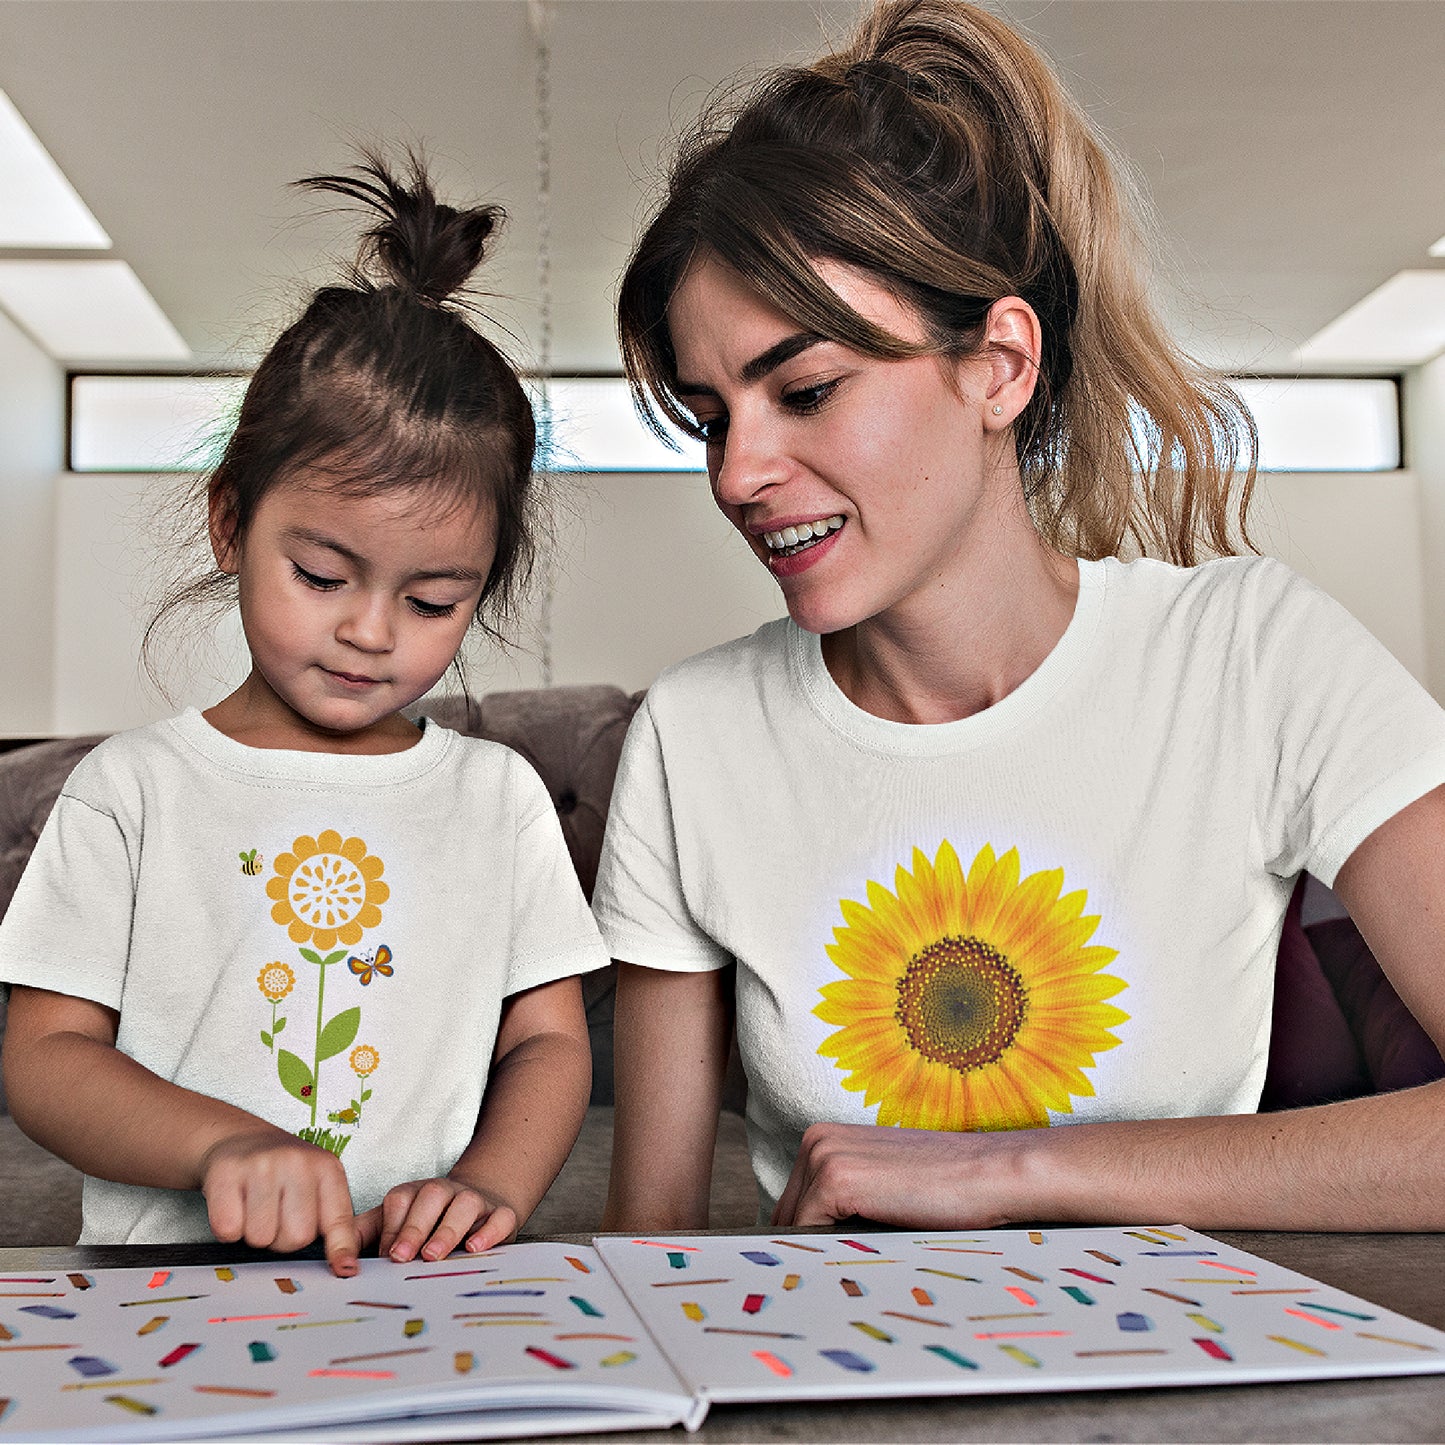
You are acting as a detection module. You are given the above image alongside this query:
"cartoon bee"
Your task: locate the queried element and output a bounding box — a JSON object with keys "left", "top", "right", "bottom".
{"left": 348, "top": 944, "right": 394, "bottom": 986}
{"left": 239, "top": 849, "right": 263, "bottom": 876}
{"left": 328, "top": 1107, "right": 360, "bottom": 1124}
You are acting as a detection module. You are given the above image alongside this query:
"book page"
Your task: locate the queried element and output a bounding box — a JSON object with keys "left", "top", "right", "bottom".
{"left": 595, "top": 1225, "right": 1445, "bottom": 1404}
{"left": 0, "top": 1243, "right": 696, "bottom": 1443}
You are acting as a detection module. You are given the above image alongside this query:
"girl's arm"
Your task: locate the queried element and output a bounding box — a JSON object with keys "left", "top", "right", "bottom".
{"left": 602, "top": 962, "right": 736, "bottom": 1231}
{"left": 364, "top": 974, "right": 591, "bottom": 1262}
{"left": 776, "top": 784, "right": 1445, "bottom": 1231}
{"left": 2, "top": 985, "right": 364, "bottom": 1272}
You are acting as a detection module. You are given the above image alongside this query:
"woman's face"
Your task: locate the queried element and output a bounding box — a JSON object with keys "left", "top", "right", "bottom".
{"left": 666, "top": 253, "right": 1017, "bottom": 638}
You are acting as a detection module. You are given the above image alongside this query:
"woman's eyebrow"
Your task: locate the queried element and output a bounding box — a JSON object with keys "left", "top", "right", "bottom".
{"left": 675, "top": 330, "right": 825, "bottom": 395}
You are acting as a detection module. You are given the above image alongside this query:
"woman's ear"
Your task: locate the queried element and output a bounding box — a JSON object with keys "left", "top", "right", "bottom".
{"left": 208, "top": 483, "right": 241, "bottom": 574}
{"left": 980, "top": 296, "right": 1042, "bottom": 431}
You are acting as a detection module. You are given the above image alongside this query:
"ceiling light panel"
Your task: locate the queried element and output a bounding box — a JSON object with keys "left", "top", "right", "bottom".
{"left": 1297, "top": 271, "right": 1445, "bottom": 367}
{"left": 0, "top": 260, "right": 189, "bottom": 362}
{"left": 0, "top": 89, "right": 110, "bottom": 249}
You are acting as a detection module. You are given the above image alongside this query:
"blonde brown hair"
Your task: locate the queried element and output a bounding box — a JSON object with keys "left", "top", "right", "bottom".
{"left": 619, "top": 0, "right": 1255, "bottom": 565}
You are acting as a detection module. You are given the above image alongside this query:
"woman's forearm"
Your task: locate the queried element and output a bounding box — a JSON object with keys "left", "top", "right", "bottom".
{"left": 603, "top": 962, "right": 735, "bottom": 1231}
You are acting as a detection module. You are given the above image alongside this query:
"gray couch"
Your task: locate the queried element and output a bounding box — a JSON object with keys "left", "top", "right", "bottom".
{"left": 0, "top": 687, "right": 758, "bottom": 1246}
{"left": 1, "top": 685, "right": 1438, "bottom": 1248}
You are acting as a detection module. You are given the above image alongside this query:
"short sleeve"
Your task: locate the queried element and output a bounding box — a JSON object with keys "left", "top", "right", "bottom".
{"left": 1252, "top": 562, "right": 1445, "bottom": 884}
{"left": 504, "top": 760, "right": 611, "bottom": 996}
{"left": 0, "top": 789, "right": 135, "bottom": 1009}
{"left": 592, "top": 698, "right": 732, "bottom": 971}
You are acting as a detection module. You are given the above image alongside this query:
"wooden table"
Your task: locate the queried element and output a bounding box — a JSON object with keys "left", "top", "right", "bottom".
{"left": 4, "top": 1231, "right": 1444, "bottom": 1442}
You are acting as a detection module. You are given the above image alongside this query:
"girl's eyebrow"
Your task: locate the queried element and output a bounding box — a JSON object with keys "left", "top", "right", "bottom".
{"left": 675, "top": 330, "right": 825, "bottom": 396}
{"left": 284, "top": 526, "right": 485, "bottom": 584}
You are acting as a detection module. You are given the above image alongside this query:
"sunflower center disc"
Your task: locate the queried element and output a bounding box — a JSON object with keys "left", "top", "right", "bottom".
{"left": 894, "top": 935, "right": 1028, "bottom": 1072}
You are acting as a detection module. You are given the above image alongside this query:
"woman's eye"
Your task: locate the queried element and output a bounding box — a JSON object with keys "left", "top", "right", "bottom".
{"left": 292, "top": 562, "right": 342, "bottom": 591}
{"left": 408, "top": 597, "right": 460, "bottom": 619}
{"left": 693, "top": 414, "right": 728, "bottom": 443}
{"left": 782, "top": 379, "right": 838, "bottom": 414}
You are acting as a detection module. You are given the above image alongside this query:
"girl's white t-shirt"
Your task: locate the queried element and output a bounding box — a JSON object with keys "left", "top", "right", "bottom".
{"left": 0, "top": 710, "right": 609, "bottom": 1244}
{"left": 593, "top": 556, "right": 1445, "bottom": 1216}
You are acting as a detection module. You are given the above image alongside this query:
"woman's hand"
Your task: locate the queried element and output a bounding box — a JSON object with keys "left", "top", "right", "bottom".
{"left": 773, "top": 1121, "right": 1031, "bottom": 1229}
{"left": 358, "top": 1176, "right": 519, "bottom": 1263}
{"left": 200, "top": 1127, "right": 362, "bottom": 1276}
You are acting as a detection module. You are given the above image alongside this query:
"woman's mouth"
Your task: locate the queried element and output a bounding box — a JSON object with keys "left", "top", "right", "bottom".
{"left": 761, "top": 514, "right": 844, "bottom": 559}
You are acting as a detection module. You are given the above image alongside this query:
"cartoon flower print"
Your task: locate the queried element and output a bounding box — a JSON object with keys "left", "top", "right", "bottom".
{"left": 349, "top": 1044, "right": 380, "bottom": 1078}
{"left": 815, "top": 841, "right": 1127, "bottom": 1131}
{"left": 256, "top": 961, "right": 295, "bottom": 1003}
{"left": 267, "top": 830, "right": 388, "bottom": 950}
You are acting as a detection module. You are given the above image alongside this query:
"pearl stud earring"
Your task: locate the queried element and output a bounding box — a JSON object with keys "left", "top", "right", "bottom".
{"left": 991, "top": 404, "right": 1004, "bottom": 415}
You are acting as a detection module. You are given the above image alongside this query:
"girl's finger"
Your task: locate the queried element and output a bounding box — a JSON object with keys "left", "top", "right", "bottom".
{"left": 354, "top": 1204, "right": 384, "bottom": 1255}
{"left": 241, "top": 1173, "right": 282, "bottom": 1251}
{"left": 419, "top": 1190, "right": 486, "bottom": 1262}
{"left": 378, "top": 1185, "right": 420, "bottom": 1261}
{"left": 317, "top": 1168, "right": 361, "bottom": 1277}
{"left": 464, "top": 1203, "right": 517, "bottom": 1254}
{"left": 387, "top": 1181, "right": 455, "bottom": 1262}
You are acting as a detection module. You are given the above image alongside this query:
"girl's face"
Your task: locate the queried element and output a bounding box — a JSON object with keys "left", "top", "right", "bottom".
{"left": 210, "top": 473, "right": 495, "bottom": 750}
{"left": 666, "top": 254, "right": 1021, "bottom": 639}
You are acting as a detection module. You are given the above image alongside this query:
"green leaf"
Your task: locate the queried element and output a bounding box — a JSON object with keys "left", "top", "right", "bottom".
{"left": 316, "top": 1006, "right": 361, "bottom": 1062}
{"left": 299, "top": 948, "right": 323, "bottom": 966}
{"left": 277, "top": 1050, "right": 314, "bottom": 1102}
{"left": 261, "top": 1030, "right": 272, "bottom": 1049}
{"left": 273, "top": 1016, "right": 286, "bottom": 1034}
{"left": 320, "top": 950, "right": 347, "bottom": 968}
{"left": 349, "top": 1098, "right": 361, "bottom": 1113}
{"left": 360, "top": 1088, "right": 372, "bottom": 1102}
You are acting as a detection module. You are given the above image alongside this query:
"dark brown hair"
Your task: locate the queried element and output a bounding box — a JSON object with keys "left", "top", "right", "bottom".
{"left": 619, "top": 0, "right": 1256, "bottom": 564}
{"left": 147, "top": 148, "right": 537, "bottom": 678}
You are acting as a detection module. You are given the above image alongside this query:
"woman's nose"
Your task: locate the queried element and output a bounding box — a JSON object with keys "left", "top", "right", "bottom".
{"left": 710, "top": 415, "right": 791, "bottom": 510}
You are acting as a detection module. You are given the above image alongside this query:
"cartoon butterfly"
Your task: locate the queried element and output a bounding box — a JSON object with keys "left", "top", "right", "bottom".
{"left": 348, "top": 944, "right": 394, "bottom": 986}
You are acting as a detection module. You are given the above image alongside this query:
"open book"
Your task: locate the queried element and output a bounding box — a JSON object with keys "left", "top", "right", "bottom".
{"left": 4, "top": 1225, "right": 1445, "bottom": 1442}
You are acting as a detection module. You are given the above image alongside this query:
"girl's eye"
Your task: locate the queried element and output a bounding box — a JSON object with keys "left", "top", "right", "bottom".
{"left": 408, "top": 597, "right": 460, "bottom": 619}
{"left": 293, "top": 562, "right": 343, "bottom": 591}
{"left": 782, "top": 379, "right": 839, "bottom": 414}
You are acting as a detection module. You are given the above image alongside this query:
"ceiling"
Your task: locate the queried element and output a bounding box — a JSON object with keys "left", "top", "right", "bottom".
{"left": 1, "top": 0, "right": 1442, "bottom": 375}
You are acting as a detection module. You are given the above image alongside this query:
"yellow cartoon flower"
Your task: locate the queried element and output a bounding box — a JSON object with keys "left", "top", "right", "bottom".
{"left": 267, "top": 831, "right": 388, "bottom": 950}
{"left": 257, "top": 961, "right": 295, "bottom": 1003}
{"left": 816, "top": 841, "right": 1127, "bottom": 1132}
{"left": 349, "top": 1044, "right": 380, "bottom": 1078}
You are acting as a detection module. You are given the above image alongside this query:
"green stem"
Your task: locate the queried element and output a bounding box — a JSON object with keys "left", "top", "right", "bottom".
{"left": 310, "top": 960, "right": 328, "bottom": 1128}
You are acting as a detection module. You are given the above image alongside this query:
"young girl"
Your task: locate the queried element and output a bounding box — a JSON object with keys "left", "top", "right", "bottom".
{"left": 0, "top": 154, "right": 607, "bottom": 1275}
{"left": 598, "top": 0, "right": 1445, "bottom": 1233}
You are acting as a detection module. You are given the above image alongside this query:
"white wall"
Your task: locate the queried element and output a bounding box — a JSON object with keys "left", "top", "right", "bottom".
{"left": 46, "top": 463, "right": 1428, "bottom": 735}
{"left": 1407, "top": 353, "right": 1445, "bottom": 701}
{"left": 0, "top": 312, "right": 61, "bottom": 733}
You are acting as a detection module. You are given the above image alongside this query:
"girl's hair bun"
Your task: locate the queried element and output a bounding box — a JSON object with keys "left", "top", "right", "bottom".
{"left": 296, "top": 147, "right": 501, "bottom": 305}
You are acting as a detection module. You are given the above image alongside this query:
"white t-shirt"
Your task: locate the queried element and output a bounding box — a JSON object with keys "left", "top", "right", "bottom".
{"left": 594, "top": 556, "right": 1445, "bottom": 1216}
{"left": 0, "top": 709, "right": 609, "bottom": 1244}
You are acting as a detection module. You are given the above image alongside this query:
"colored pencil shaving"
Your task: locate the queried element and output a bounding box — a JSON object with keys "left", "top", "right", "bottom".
{"left": 771, "top": 1239, "right": 824, "bottom": 1252}
{"left": 922, "top": 1247, "right": 1003, "bottom": 1255}
{"left": 247, "top": 1342, "right": 275, "bottom": 1363}
{"left": 1305, "top": 1302, "right": 1374, "bottom": 1320}
{"left": 631, "top": 1240, "right": 698, "bottom": 1251}
{"left": 1076, "top": 1348, "right": 1169, "bottom": 1358}
{"left": 0, "top": 1344, "right": 78, "bottom": 1352}
{"left": 1199, "top": 1260, "right": 1256, "bottom": 1276}
{"left": 967, "top": 1312, "right": 1048, "bottom": 1322}
{"left": 137, "top": 1317, "right": 167, "bottom": 1335}
{"left": 1028, "top": 1232, "right": 1044, "bottom": 1245}
{"left": 403, "top": 1319, "right": 426, "bottom": 1337}
{"left": 682, "top": 1303, "right": 704, "bottom": 1321}
{"left": 119, "top": 1295, "right": 207, "bottom": 1306}
{"left": 1194, "top": 1337, "right": 1232, "bottom": 1361}
{"left": 214, "top": 1268, "right": 235, "bottom": 1282}
{"left": 464, "top": 1320, "right": 555, "bottom": 1328}
{"left": 193, "top": 1385, "right": 276, "bottom": 1398}
{"left": 783, "top": 1274, "right": 801, "bottom": 1290}
{"left": 600, "top": 1351, "right": 637, "bottom": 1367}
{"left": 487, "top": 1276, "right": 567, "bottom": 1286}
{"left": 1061, "top": 1287, "right": 1094, "bottom": 1306}
{"left": 911, "top": 1287, "right": 934, "bottom": 1306}
{"left": 346, "top": 1300, "right": 410, "bottom": 1310}
{"left": 1005, "top": 1267, "right": 1044, "bottom": 1282}
{"left": 1357, "top": 1332, "right": 1437, "bottom": 1351}
{"left": 1186, "top": 1313, "right": 1223, "bottom": 1333}
{"left": 821, "top": 1349, "right": 873, "bottom": 1372}
{"left": 840, "top": 1239, "right": 881, "bottom": 1254}
{"left": 667, "top": 1253, "right": 688, "bottom": 1269}
{"left": 403, "top": 1269, "right": 493, "bottom": 1280}
{"left": 555, "top": 1333, "right": 635, "bottom": 1342}
{"left": 569, "top": 1296, "right": 603, "bottom": 1317}
{"left": 1285, "top": 1307, "right": 1342, "bottom": 1330}
{"left": 1005, "top": 1287, "right": 1038, "bottom": 1307}
{"left": 159, "top": 1342, "right": 200, "bottom": 1366}
{"left": 276, "top": 1318, "right": 370, "bottom": 1329}
{"left": 702, "top": 1327, "right": 803, "bottom": 1339}
{"left": 1086, "top": 1250, "right": 1122, "bottom": 1266}
{"left": 823, "top": 1258, "right": 896, "bottom": 1266}
{"left": 67, "top": 1273, "right": 93, "bottom": 1290}
{"left": 650, "top": 1278, "right": 730, "bottom": 1288}
{"left": 564, "top": 1256, "right": 591, "bottom": 1273}
{"left": 310, "top": 1368, "right": 395, "bottom": 1380}
{"left": 882, "top": 1310, "right": 951, "bottom": 1329}
{"left": 1232, "top": 1288, "right": 1310, "bottom": 1296}
{"left": 1139, "top": 1250, "right": 1217, "bottom": 1258}
{"left": 104, "top": 1395, "right": 158, "bottom": 1415}
{"left": 1060, "top": 1269, "right": 1112, "bottom": 1285}
{"left": 454, "top": 1311, "right": 544, "bottom": 1320}
{"left": 998, "top": 1345, "right": 1041, "bottom": 1367}
{"left": 753, "top": 1350, "right": 793, "bottom": 1377}
{"left": 840, "top": 1279, "right": 863, "bottom": 1298}
{"left": 330, "top": 1347, "right": 431, "bottom": 1365}
{"left": 63, "top": 1378, "right": 162, "bottom": 1392}
{"left": 975, "top": 1330, "right": 1070, "bottom": 1341}
{"left": 917, "top": 1268, "right": 979, "bottom": 1282}
{"left": 147, "top": 1271, "right": 170, "bottom": 1289}
{"left": 0, "top": 1278, "right": 53, "bottom": 1283}
{"left": 1268, "top": 1335, "right": 1325, "bottom": 1356}
{"left": 851, "top": 1321, "right": 893, "bottom": 1342}
{"left": 0, "top": 1324, "right": 9, "bottom": 1342}
{"left": 1144, "top": 1287, "right": 1200, "bottom": 1305}
{"left": 743, "top": 1294, "right": 766, "bottom": 1314}
{"left": 454, "top": 1352, "right": 474, "bottom": 1373}
{"left": 0, "top": 1291, "right": 64, "bottom": 1298}
{"left": 926, "top": 1345, "right": 978, "bottom": 1369}
{"left": 526, "top": 1346, "right": 575, "bottom": 1369}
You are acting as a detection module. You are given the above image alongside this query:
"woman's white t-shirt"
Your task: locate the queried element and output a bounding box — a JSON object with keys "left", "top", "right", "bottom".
{"left": 593, "top": 556, "right": 1445, "bottom": 1215}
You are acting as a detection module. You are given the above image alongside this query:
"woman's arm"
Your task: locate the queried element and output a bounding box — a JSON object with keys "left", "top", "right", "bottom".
{"left": 776, "top": 785, "right": 1445, "bottom": 1230}
{"left": 365, "top": 974, "right": 592, "bottom": 1262}
{"left": 3, "top": 985, "right": 364, "bottom": 1271}
{"left": 603, "top": 963, "right": 735, "bottom": 1231}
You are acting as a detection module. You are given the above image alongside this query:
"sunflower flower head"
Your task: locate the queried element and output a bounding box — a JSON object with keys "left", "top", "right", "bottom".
{"left": 816, "top": 841, "right": 1127, "bottom": 1131}
{"left": 349, "top": 1044, "right": 380, "bottom": 1078}
{"left": 267, "top": 830, "right": 388, "bottom": 950}
{"left": 257, "top": 961, "right": 295, "bottom": 1003}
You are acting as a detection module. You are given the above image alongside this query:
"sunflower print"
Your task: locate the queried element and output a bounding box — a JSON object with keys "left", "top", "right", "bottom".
{"left": 815, "top": 841, "right": 1127, "bottom": 1131}
{"left": 267, "top": 830, "right": 388, "bottom": 950}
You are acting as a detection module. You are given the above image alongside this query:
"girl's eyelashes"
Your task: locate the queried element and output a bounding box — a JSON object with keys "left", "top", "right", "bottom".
{"left": 407, "top": 597, "right": 460, "bottom": 619}
{"left": 292, "top": 561, "right": 343, "bottom": 591}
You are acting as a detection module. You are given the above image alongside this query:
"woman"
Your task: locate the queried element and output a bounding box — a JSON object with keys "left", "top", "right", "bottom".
{"left": 595, "top": 0, "right": 1445, "bottom": 1232}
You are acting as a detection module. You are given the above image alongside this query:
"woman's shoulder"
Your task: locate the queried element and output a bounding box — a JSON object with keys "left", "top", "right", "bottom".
{"left": 1101, "top": 552, "right": 1328, "bottom": 632}
{"left": 644, "top": 617, "right": 793, "bottom": 709}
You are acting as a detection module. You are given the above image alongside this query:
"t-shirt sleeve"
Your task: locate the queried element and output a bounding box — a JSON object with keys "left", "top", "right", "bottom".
{"left": 503, "top": 760, "right": 611, "bottom": 996}
{"left": 592, "top": 697, "right": 732, "bottom": 972}
{"left": 0, "top": 787, "right": 134, "bottom": 1010}
{"left": 1252, "top": 561, "right": 1445, "bottom": 885}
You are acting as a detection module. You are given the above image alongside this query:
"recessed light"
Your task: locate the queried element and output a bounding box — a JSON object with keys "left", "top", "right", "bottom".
{"left": 0, "top": 89, "right": 110, "bottom": 249}
{"left": 0, "top": 260, "right": 189, "bottom": 362}
{"left": 1296, "top": 271, "right": 1445, "bottom": 367}
{"left": 1429, "top": 234, "right": 1445, "bottom": 259}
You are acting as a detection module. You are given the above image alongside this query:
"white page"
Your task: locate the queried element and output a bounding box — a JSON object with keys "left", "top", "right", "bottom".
{"left": 0, "top": 1243, "right": 697, "bottom": 1442}
{"left": 595, "top": 1225, "right": 1445, "bottom": 1403}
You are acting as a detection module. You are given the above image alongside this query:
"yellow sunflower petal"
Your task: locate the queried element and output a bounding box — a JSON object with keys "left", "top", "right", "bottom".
{"left": 293, "top": 836, "right": 318, "bottom": 861}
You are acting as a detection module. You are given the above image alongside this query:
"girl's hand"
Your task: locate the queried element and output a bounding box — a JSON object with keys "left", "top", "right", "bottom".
{"left": 360, "top": 1176, "right": 519, "bottom": 1263}
{"left": 200, "top": 1127, "right": 362, "bottom": 1277}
